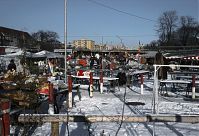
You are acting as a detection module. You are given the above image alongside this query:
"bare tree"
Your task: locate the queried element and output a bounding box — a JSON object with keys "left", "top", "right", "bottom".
{"left": 192, "top": 24, "right": 199, "bottom": 44}
{"left": 31, "top": 30, "right": 61, "bottom": 51}
{"left": 156, "top": 10, "right": 178, "bottom": 45}
{"left": 143, "top": 40, "right": 159, "bottom": 50}
{"left": 177, "top": 16, "right": 198, "bottom": 46}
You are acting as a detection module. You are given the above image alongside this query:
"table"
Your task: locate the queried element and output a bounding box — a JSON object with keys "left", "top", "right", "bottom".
{"left": 71, "top": 75, "right": 118, "bottom": 80}
{"left": 132, "top": 70, "right": 150, "bottom": 75}
{"left": 126, "top": 70, "right": 150, "bottom": 87}
{"left": 71, "top": 75, "right": 119, "bottom": 92}
{"left": 56, "top": 84, "right": 80, "bottom": 96}
{"left": 170, "top": 71, "right": 199, "bottom": 80}
{"left": 159, "top": 79, "right": 191, "bottom": 95}
{"left": 127, "top": 70, "right": 149, "bottom": 76}
{"left": 175, "top": 75, "right": 199, "bottom": 80}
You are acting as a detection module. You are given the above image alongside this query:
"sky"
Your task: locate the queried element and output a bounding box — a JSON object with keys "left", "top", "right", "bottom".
{"left": 0, "top": 0, "right": 198, "bottom": 49}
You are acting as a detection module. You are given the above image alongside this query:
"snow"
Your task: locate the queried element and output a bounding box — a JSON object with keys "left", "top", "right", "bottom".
{"left": 9, "top": 77, "right": 199, "bottom": 136}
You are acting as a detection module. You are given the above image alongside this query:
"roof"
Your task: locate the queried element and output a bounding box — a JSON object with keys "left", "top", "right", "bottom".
{"left": 0, "top": 26, "right": 32, "bottom": 39}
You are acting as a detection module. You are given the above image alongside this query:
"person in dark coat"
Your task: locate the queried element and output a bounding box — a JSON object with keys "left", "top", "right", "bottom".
{"left": 116, "top": 68, "right": 127, "bottom": 86}
{"left": 90, "top": 56, "right": 95, "bottom": 69}
{"left": 7, "top": 59, "right": 16, "bottom": 71}
{"left": 154, "top": 52, "right": 168, "bottom": 80}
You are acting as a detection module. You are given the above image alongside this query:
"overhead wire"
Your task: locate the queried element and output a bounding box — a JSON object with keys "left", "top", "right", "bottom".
{"left": 66, "top": 35, "right": 158, "bottom": 38}
{"left": 87, "top": 0, "right": 157, "bottom": 22}
{"left": 62, "top": 0, "right": 159, "bottom": 43}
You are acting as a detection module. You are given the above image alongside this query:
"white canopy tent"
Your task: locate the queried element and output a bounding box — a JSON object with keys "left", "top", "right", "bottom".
{"left": 32, "top": 50, "right": 64, "bottom": 58}
{"left": 0, "top": 50, "right": 32, "bottom": 58}
{"left": 0, "top": 50, "right": 32, "bottom": 72}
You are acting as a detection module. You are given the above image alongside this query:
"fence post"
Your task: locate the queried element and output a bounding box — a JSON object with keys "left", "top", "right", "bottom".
{"left": 109, "top": 62, "right": 113, "bottom": 77}
{"left": 140, "top": 74, "right": 144, "bottom": 94}
{"left": 0, "top": 99, "right": 10, "bottom": 136}
{"left": 89, "top": 72, "right": 93, "bottom": 97}
{"left": 51, "top": 122, "right": 59, "bottom": 136}
{"left": 192, "top": 75, "right": 196, "bottom": 99}
{"left": 68, "top": 74, "right": 73, "bottom": 108}
{"left": 153, "top": 65, "right": 159, "bottom": 114}
{"left": 48, "top": 83, "right": 54, "bottom": 114}
{"left": 48, "top": 83, "right": 59, "bottom": 135}
{"left": 100, "top": 69, "right": 103, "bottom": 93}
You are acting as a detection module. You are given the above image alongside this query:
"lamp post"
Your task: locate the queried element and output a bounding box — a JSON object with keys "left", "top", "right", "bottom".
{"left": 64, "top": 0, "right": 67, "bottom": 83}
{"left": 64, "top": 0, "right": 72, "bottom": 109}
{"left": 116, "top": 35, "right": 124, "bottom": 48}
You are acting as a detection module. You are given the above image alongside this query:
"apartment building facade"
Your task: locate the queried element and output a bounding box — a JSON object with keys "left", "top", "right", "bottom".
{"left": 73, "top": 39, "right": 95, "bottom": 50}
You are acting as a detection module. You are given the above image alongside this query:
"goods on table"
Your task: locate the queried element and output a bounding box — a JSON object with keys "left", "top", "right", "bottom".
{"left": 0, "top": 72, "right": 49, "bottom": 108}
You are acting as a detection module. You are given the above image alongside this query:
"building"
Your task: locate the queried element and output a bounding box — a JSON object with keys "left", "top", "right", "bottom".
{"left": 54, "top": 43, "right": 74, "bottom": 55}
{"left": 73, "top": 39, "right": 95, "bottom": 50}
{"left": 0, "top": 26, "right": 33, "bottom": 48}
{"left": 54, "top": 48, "right": 73, "bottom": 55}
{"left": 94, "top": 44, "right": 108, "bottom": 51}
{"left": 0, "top": 46, "right": 21, "bottom": 55}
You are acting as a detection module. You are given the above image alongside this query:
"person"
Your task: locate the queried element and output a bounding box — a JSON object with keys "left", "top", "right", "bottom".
{"left": 116, "top": 68, "right": 127, "bottom": 86}
{"left": 154, "top": 52, "right": 169, "bottom": 80}
{"left": 90, "top": 55, "right": 95, "bottom": 69}
{"left": 47, "top": 58, "right": 56, "bottom": 76}
{"left": 7, "top": 59, "right": 16, "bottom": 72}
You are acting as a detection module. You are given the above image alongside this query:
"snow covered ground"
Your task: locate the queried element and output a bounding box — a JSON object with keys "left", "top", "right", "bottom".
{"left": 10, "top": 77, "right": 199, "bottom": 136}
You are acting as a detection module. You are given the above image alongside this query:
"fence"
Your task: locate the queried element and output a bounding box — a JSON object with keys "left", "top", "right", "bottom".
{"left": 152, "top": 64, "right": 199, "bottom": 114}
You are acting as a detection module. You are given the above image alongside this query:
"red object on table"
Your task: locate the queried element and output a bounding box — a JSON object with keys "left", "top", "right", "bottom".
{"left": 77, "top": 69, "right": 84, "bottom": 76}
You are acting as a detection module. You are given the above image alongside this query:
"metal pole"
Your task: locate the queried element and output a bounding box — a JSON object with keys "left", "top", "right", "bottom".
{"left": 64, "top": 0, "right": 67, "bottom": 83}
{"left": 152, "top": 65, "right": 156, "bottom": 114}
{"left": 153, "top": 65, "right": 159, "bottom": 114}
{"left": 102, "top": 36, "right": 103, "bottom": 45}
{"left": 152, "top": 65, "right": 157, "bottom": 136}
{"left": 155, "top": 68, "right": 159, "bottom": 114}
{"left": 116, "top": 35, "right": 123, "bottom": 47}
